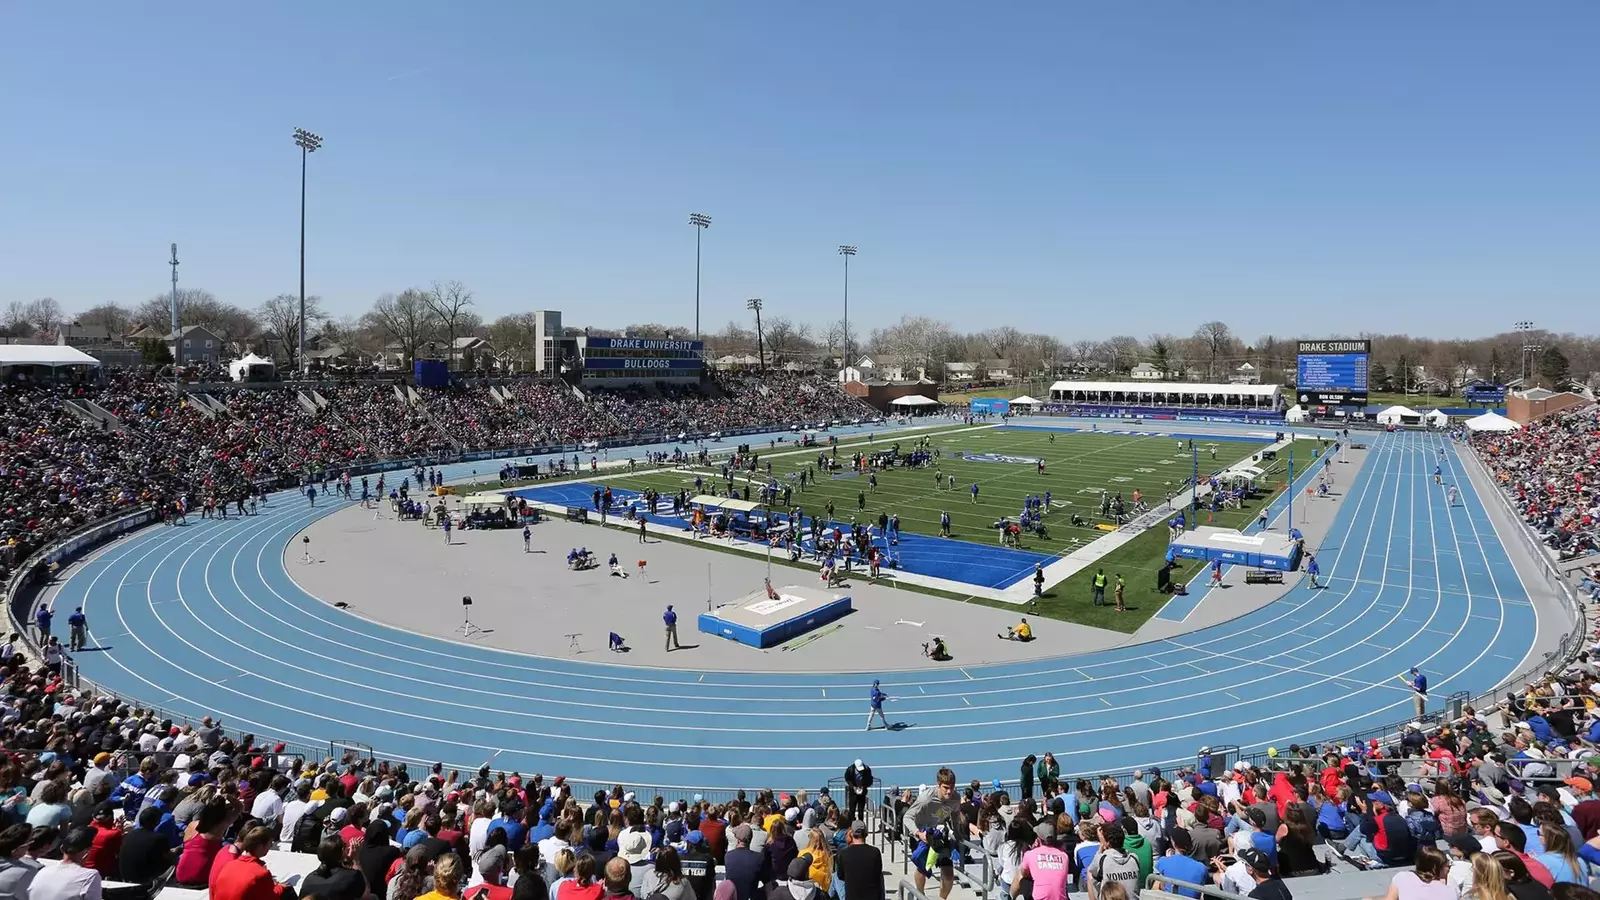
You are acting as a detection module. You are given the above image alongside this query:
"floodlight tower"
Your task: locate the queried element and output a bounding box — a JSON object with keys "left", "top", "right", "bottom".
{"left": 293, "top": 127, "right": 323, "bottom": 377}
{"left": 837, "top": 245, "right": 857, "bottom": 361}
{"left": 747, "top": 298, "right": 766, "bottom": 374}
{"left": 689, "top": 213, "right": 712, "bottom": 340}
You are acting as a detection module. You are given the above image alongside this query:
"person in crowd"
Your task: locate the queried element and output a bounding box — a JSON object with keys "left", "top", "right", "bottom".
{"left": 418, "top": 853, "right": 466, "bottom": 900}
{"left": 1365, "top": 847, "right": 1455, "bottom": 900}
{"left": 302, "top": 835, "right": 370, "bottom": 900}
{"left": 212, "top": 825, "right": 294, "bottom": 900}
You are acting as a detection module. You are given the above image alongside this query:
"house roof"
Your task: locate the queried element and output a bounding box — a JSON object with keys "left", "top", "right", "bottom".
{"left": 985, "top": 359, "right": 1012, "bottom": 368}
{"left": 944, "top": 362, "right": 975, "bottom": 372}
{"left": 1130, "top": 363, "right": 1160, "bottom": 373}
{"left": 168, "top": 324, "right": 218, "bottom": 340}
{"left": 453, "top": 336, "right": 490, "bottom": 349}
{"left": 59, "top": 323, "right": 113, "bottom": 341}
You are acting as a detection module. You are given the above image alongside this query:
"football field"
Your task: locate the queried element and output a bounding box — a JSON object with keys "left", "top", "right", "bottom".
{"left": 505, "top": 423, "right": 1309, "bottom": 629}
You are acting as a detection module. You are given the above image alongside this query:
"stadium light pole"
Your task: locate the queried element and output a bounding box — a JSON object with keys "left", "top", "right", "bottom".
{"left": 690, "top": 213, "right": 712, "bottom": 341}
{"left": 1513, "top": 320, "right": 1538, "bottom": 384}
{"left": 747, "top": 298, "right": 766, "bottom": 374}
{"left": 838, "top": 245, "right": 857, "bottom": 362}
{"left": 169, "top": 243, "right": 180, "bottom": 386}
{"left": 293, "top": 128, "right": 323, "bottom": 379}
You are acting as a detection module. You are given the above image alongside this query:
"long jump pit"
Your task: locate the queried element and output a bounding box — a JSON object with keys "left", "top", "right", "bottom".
{"left": 286, "top": 499, "right": 1134, "bottom": 672}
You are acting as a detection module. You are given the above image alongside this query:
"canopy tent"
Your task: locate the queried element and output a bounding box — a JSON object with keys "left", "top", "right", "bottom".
{"left": 1464, "top": 411, "right": 1521, "bottom": 433}
{"left": 229, "top": 353, "right": 275, "bottom": 382}
{"left": 1284, "top": 404, "right": 1309, "bottom": 423}
{"left": 462, "top": 493, "right": 513, "bottom": 508}
{"left": 1375, "top": 405, "right": 1421, "bottom": 425}
{"left": 888, "top": 395, "right": 939, "bottom": 407}
{"left": 0, "top": 345, "right": 101, "bottom": 367}
{"left": 689, "top": 494, "right": 765, "bottom": 513}
{"left": 1010, "top": 395, "right": 1042, "bottom": 406}
{"left": 1422, "top": 409, "right": 1450, "bottom": 427}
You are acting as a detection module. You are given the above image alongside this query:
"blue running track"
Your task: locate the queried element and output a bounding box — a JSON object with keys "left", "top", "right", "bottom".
{"left": 54, "top": 429, "right": 1537, "bottom": 791}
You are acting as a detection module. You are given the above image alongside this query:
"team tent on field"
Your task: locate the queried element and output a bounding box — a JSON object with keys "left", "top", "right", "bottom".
{"left": 1010, "top": 395, "right": 1043, "bottom": 407}
{"left": 1284, "top": 404, "right": 1310, "bottom": 422}
{"left": 1464, "top": 410, "right": 1522, "bottom": 432}
{"left": 1422, "top": 408, "right": 1450, "bottom": 428}
{"left": 1375, "top": 405, "right": 1422, "bottom": 425}
{"left": 888, "top": 395, "right": 940, "bottom": 408}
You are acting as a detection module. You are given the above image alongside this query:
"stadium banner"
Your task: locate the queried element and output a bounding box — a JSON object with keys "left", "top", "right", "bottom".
{"left": 970, "top": 398, "right": 1010, "bottom": 415}
{"left": 583, "top": 336, "right": 704, "bottom": 354}
{"left": 582, "top": 356, "right": 704, "bottom": 371}
{"left": 1295, "top": 339, "right": 1370, "bottom": 407}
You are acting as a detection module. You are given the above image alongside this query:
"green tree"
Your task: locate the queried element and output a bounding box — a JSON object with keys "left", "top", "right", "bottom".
{"left": 1541, "top": 345, "right": 1571, "bottom": 384}
{"left": 1368, "top": 360, "right": 1390, "bottom": 392}
{"left": 139, "top": 338, "right": 173, "bottom": 365}
{"left": 1150, "top": 338, "right": 1171, "bottom": 376}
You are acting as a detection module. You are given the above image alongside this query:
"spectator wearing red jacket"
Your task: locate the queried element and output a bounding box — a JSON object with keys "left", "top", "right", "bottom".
{"left": 83, "top": 804, "right": 124, "bottom": 878}
{"left": 213, "top": 826, "right": 296, "bottom": 900}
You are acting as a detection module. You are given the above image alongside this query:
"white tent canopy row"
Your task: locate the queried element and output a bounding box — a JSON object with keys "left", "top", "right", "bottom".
{"left": 1011, "top": 395, "right": 1042, "bottom": 405}
{"left": 889, "top": 395, "right": 940, "bottom": 407}
{"left": 1422, "top": 409, "right": 1450, "bottom": 427}
{"left": 1049, "top": 381, "right": 1279, "bottom": 408}
{"left": 1465, "top": 411, "right": 1521, "bottom": 433}
{"left": 0, "top": 345, "right": 101, "bottom": 367}
{"left": 1285, "top": 405, "right": 1309, "bottom": 423}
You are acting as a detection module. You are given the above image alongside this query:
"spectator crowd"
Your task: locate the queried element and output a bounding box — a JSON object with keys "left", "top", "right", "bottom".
{"left": 1475, "top": 406, "right": 1600, "bottom": 564}
{"left": 0, "top": 373, "right": 872, "bottom": 584}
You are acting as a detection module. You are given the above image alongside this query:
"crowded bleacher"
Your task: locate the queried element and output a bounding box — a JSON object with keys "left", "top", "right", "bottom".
{"left": 1475, "top": 406, "right": 1600, "bottom": 563}
{"left": 0, "top": 373, "right": 873, "bottom": 584}
{"left": 6, "top": 633, "right": 1600, "bottom": 900}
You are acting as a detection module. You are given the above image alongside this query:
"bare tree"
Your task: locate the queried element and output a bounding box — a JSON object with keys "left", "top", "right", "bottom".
{"left": 823, "top": 319, "right": 857, "bottom": 365}
{"left": 74, "top": 303, "right": 134, "bottom": 339}
{"left": 363, "top": 290, "right": 439, "bottom": 367}
{"left": 2, "top": 301, "right": 29, "bottom": 333}
{"left": 981, "top": 326, "right": 1024, "bottom": 363}
{"left": 132, "top": 289, "right": 258, "bottom": 343}
{"left": 762, "top": 317, "right": 813, "bottom": 365}
{"left": 24, "top": 298, "right": 64, "bottom": 338}
{"left": 1194, "top": 321, "right": 1233, "bottom": 380}
{"left": 257, "top": 293, "right": 326, "bottom": 365}
{"left": 487, "top": 313, "right": 540, "bottom": 372}
{"left": 422, "top": 280, "right": 475, "bottom": 369}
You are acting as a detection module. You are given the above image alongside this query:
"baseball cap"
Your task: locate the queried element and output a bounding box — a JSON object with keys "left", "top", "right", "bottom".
{"left": 732, "top": 823, "right": 753, "bottom": 845}
{"left": 1448, "top": 834, "right": 1482, "bottom": 856}
{"left": 685, "top": 830, "right": 705, "bottom": 846}
{"left": 1567, "top": 776, "right": 1594, "bottom": 793}
{"left": 849, "top": 822, "right": 868, "bottom": 838}
{"left": 619, "top": 831, "right": 650, "bottom": 864}
{"left": 1237, "top": 848, "right": 1270, "bottom": 872}
{"left": 787, "top": 855, "right": 813, "bottom": 882}
{"left": 1033, "top": 821, "right": 1055, "bottom": 842}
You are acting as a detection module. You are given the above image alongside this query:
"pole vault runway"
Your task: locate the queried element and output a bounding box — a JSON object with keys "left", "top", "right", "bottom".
{"left": 55, "top": 430, "right": 1538, "bottom": 790}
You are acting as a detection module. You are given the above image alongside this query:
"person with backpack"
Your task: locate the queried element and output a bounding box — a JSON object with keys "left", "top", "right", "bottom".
{"left": 1404, "top": 791, "right": 1443, "bottom": 848}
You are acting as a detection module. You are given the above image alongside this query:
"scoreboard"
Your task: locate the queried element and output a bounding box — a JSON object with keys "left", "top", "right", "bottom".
{"left": 579, "top": 336, "right": 704, "bottom": 382}
{"left": 1295, "top": 339, "right": 1370, "bottom": 407}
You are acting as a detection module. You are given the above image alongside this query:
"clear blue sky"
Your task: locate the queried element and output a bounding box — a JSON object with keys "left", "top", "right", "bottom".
{"left": 2, "top": 2, "right": 1596, "bottom": 340}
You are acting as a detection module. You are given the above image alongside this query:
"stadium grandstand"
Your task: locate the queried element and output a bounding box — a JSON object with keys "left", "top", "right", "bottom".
{"left": 1, "top": 362, "right": 1599, "bottom": 900}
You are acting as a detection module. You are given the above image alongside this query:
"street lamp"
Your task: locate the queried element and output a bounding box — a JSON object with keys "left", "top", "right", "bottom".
{"left": 293, "top": 127, "right": 323, "bottom": 377}
{"left": 747, "top": 298, "right": 766, "bottom": 374}
{"left": 837, "top": 245, "right": 857, "bottom": 362}
{"left": 689, "top": 213, "right": 712, "bottom": 341}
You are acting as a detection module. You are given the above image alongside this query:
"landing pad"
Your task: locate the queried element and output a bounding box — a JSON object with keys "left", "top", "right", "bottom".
{"left": 700, "top": 586, "right": 853, "bottom": 649}
{"left": 1169, "top": 525, "right": 1302, "bottom": 571}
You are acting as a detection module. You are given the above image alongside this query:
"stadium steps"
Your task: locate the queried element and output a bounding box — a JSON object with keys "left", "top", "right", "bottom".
{"left": 79, "top": 399, "right": 126, "bottom": 432}
{"left": 184, "top": 394, "right": 216, "bottom": 418}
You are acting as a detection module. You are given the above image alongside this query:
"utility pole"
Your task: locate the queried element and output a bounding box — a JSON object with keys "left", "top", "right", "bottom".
{"left": 1514, "top": 320, "right": 1540, "bottom": 385}
{"left": 169, "top": 243, "right": 180, "bottom": 384}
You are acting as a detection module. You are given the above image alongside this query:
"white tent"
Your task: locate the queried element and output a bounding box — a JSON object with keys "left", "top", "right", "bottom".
{"left": 1464, "top": 411, "right": 1521, "bottom": 433}
{"left": 229, "top": 353, "right": 275, "bottom": 382}
{"left": 0, "top": 345, "right": 100, "bottom": 367}
{"left": 889, "top": 395, "right": 939, "bottom": 407}
{"left": 1422, "top": 409, "right": 1450, "bottom": 428}
{"left": 1284, "top": 404, "right": 1309, "bottom": 423}
{"left": 1375, "top": 405, "right": 1420, "bottom": 425}
{"left": 1011, "top": 395, "right": 1042, "bottom": 406}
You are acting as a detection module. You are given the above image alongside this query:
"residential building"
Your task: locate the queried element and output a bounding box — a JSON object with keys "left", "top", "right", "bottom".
{"left": 984, "top": 359, "right": 1014, "bottom": 381}
{"left": 1129, "top": 363, "right": 1163, "bottom": 381}
{"left": 168, "top": 325, "right": 223, "bottom": 365}
{"left": 1229, "top": 362, "right": 1260, "bottom": 385}
{"left": 944, "top": 361, "right": 976, "bottom": 383}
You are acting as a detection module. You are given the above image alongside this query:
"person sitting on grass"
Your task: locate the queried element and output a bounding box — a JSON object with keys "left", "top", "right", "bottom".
{"left": 999, "top": 619, "right": 1034, "bottom": 642}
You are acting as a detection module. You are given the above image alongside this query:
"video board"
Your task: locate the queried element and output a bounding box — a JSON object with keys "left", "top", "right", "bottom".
{"left": 1295, "top": 339, "right": 1370, "bottom": 407}
{"left": 580, "top": 336, "right": 705, "bottom": 381}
